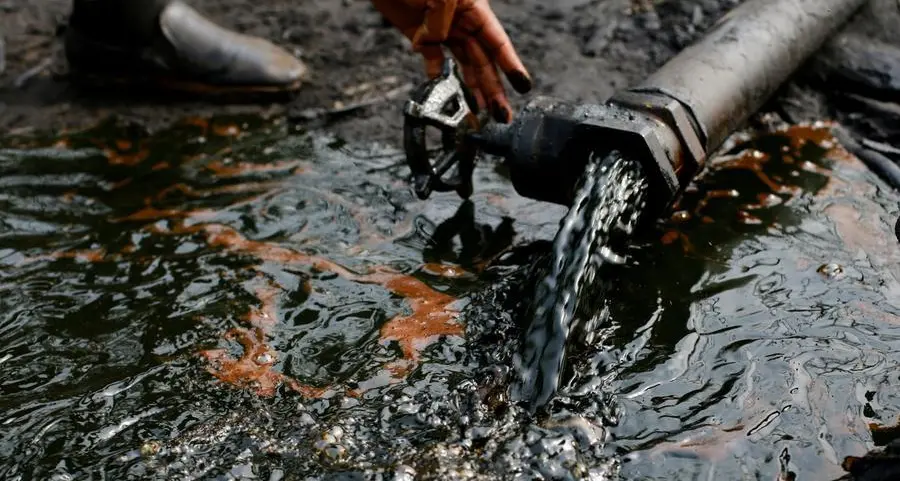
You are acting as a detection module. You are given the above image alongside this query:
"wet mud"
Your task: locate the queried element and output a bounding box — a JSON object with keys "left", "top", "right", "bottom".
{"left": 0, "top": 0, "right": 877, "bottom": 138}
{"left": 1, "top": 106, "right": 900, "bottom": 479}
{"left": 3, "top": 0, "right": 900, "bottom": 479}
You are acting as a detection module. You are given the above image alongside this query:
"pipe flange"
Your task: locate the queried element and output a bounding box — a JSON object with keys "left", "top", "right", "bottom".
{"left": 609, "top": 89, "right": 708, "bottom": 186}
{"left": 574, "top": 103, "right": 683, "bottom": 204}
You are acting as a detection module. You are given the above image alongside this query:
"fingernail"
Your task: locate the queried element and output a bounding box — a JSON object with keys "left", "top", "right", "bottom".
{"left": 491, "top": 101, "right": 511, "bottom": 123}
{"left": 508, "top": 70, "right": 533, "bottom": 93}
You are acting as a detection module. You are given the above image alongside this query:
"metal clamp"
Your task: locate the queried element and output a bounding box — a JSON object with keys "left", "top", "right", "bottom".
{"left": 403, "top": 58, "right": 482, "bottom": 200}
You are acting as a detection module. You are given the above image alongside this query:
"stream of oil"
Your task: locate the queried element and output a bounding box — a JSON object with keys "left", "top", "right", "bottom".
{"left": 513, "top": 151, "right": 649, "bottom": 410}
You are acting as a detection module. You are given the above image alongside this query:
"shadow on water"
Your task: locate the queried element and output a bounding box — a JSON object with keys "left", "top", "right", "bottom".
{"left": 1, "top": 114, "right": 899, "bottom": 480}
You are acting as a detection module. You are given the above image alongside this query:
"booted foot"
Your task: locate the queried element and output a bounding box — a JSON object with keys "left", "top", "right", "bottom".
{"left": 65, "top": 0, "right": 307, "bottom": 96}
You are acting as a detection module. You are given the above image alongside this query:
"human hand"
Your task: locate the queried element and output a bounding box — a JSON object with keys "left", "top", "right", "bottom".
{"left": 372, "top": 0, "right": 533, "bottom": 123}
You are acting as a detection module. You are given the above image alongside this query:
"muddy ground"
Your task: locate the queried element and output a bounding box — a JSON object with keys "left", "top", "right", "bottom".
{"left": 1, "top": 0, "right": 896, "bottom": 145}
{"left": 3, "top": 0, "right": 900, "bottom": 478}
{"left": 0, "top": 0, "right": 729, "bottom": 140}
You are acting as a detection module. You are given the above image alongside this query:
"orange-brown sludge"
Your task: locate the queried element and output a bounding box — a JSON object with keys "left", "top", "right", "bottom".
{"left": 662, "top": 122, "right": 852, "bottom": 247}
{"left": 102, "top": 146, "right": 150, "bottom": 167}
{"left": 51, "top": 248, "right": 108, "bottom": 263}
{"left": 206, "top": 160, "right": 308, "bottom": 177}
{"left": 367, "top": 269, "right": 463, "bottom": 363}
{"left": 31, "top": 118, "right": 468, "bottom": 399}
{"left": 211, "top": 123, "right": 242, "bottom": 138}
{"left": 115, "top": 206, "right": 214, "bottom": 223}
{"left": 693, "top": 189, "right": 740, "bottom": 223}
{"left": 198, "top": 275, "right": 329, "bottom": 398}
{"left": 112, "top": 200, "right": 462, "bottom": 397}
{"left": 35, "top": 121, "right": 870, "bottom": 404}
{"left": 16, "top": 247, "right": 112, "bottom": 267}
{"left": 184, "top": 221, "right": 463, "bottom": 398}
{"left": 421, "top": 262, "right": 474, "bottom": 279}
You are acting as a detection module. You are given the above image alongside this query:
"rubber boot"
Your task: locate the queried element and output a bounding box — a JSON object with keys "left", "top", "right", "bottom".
{"left": 65, "top": 0, "right": 307, "bottom": 95}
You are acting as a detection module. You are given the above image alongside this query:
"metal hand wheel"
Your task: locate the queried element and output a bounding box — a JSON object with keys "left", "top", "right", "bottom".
{"left": 403, "top": 58, "right": 483, "bottom": 200}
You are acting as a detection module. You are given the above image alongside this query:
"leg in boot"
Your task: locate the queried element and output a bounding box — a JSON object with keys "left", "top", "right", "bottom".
{"left": 66, "top": 0, "right": 307, "bottom": 95}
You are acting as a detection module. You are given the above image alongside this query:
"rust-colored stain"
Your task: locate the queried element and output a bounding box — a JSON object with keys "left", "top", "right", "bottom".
{"left": 243, "top": 283, "right": 281, "bottom": 330}
{"left": 661, "top": 230, "right": 679, "bottom": 246}
{"left": 693, "top": 188, "right": 740, "bottom": 222}
{"left": 367, "top": 268, "right": 463, "bottom": 363}
{"left": 53, "top": 248, "right": 107, "bottom": 263}
{"left": 18, "top": 248, "right": 112, "bottom": 266}
{"left": 140, "top": 218, "right": 464, "bottom": 397}
{"left": 37, "top": 138, "right": 467, "bottom": 399}
{"left": 785, "top": 122, "right": 841, "bottom": 151}
{"left": 202, "top": 223, "right": 462, "bottom": 395}
{"left": 670, "top": 123, "right": 851, "bottom": 232}
{"left": 660, "top": 123, "right": 860, "bottom": 255}
{"left": 744, "top": 193, "right": 783, "bottom": 210}
{"left": 111, "top": 180, "right": 287, "bottom": 224}
{"left": 181, "top": 117, "right": 210, "bottom": 131}
{"left": 197, "top": 274, "right": 330, "bottom": 398}
{"left": 421, "top": 262, "right": 473, "bottom": 279}
{"left": 867, "top": 418, "right": 900, "bottom": 447}
{"left": 716, "top": 149, "right": 802, "bottom": 196}
{"left": 211, "top": 123, "right": 241, "bottom": 137}
{"left": 206, "top": 159, "right": 307, "bottom": 177}
{"left": 736, "top": 210, "right": 762, "bottom": 225}
{"left": 114, "top": 206, "right": 215, "bottom": 223}
{"left": 200, "top": 326, "right": 327, "bottom": 398}
{"left": 103, "top": 147, "right": 150, "bottom": 166}
{"left": 660, "top": 229, "right": 694, "bottom": 254}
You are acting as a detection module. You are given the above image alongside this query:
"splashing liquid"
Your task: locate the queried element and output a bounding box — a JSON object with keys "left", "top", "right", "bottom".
{"left": 512, "top": 151, "right": 649, "bottom": 410}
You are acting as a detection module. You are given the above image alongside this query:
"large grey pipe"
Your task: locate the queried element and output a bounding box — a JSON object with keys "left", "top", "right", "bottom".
{"left": 482, "top": 0, "right": 870, "bottom": 210}
{"left": 633, "top": 0, "right": 869, "bottom": 154}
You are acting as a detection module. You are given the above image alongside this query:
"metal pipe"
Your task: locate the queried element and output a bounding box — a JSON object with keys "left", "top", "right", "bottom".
{"left": 400, "top": 0, "right": 868, "bottom": 411}
{"left": 468, "top": 0, "right": 867, "bottom": 213}
{"left": 634, "top": 0, "right": 869, "bottom": 154}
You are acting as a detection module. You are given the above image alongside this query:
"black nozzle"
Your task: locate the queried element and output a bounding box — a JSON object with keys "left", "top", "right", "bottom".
{"left": 466, "top": 98, "right": 590, "bottom": 207}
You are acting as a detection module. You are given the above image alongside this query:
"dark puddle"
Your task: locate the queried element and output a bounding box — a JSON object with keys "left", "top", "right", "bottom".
{"left": 0, "top": 115, "right": 898, "bottom": 480}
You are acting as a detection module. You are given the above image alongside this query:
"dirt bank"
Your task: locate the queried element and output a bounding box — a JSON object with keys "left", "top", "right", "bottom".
{"left": 2, "top": 0, "right": 899, "bottom": 144}
{"left": 0, "top": 0, "right": 848, "bottom": 139}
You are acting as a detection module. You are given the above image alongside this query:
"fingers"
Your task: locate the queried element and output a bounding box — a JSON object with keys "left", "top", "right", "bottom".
{"left": 463, "top": 38, "right": 512, "bottom": 123}
{"left": 418, "top": 44, "right": 446, "bottom": 79}
{"left": 376, "top": 0, "right": 527, "bottom": 121}
{"left": 411, "top": 0, "right": 458, "bottom": 48}
{"left": 470, "top": 1, "right": 532, "bottom": 93}
{"left": 371, "top": 0, "right": 416, "bottom": 34}
{"left": 448, "top": 43, "right": 486, "bottom": 111}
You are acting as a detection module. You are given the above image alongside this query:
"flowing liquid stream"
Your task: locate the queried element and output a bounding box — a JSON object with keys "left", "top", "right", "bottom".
{"left": 512, "top": 150, "right": 650, "bottom": 409}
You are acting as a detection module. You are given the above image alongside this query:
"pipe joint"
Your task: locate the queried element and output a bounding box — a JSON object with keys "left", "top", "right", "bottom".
{"left": 572, "top": 103, "right": 684, "bottom": 214}
{"left": 610, "top": 89, "right": 708, "bottom": 187}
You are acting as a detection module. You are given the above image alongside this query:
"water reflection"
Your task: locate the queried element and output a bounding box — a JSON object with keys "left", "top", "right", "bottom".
{"left": 611, "top": 123, "right": 900, "bottom": 480}
{"left": 0, "top": 116, "right": 898, "bottom": 480}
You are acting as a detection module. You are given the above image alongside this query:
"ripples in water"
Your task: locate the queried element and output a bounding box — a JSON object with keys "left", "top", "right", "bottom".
{"left": 0, "top": 116, "right": 898, "bottom": 480}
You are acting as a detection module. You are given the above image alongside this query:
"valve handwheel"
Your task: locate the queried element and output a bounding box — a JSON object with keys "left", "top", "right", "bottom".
{"left": 403, "top": 58, "right": 484, "bottom": 200}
